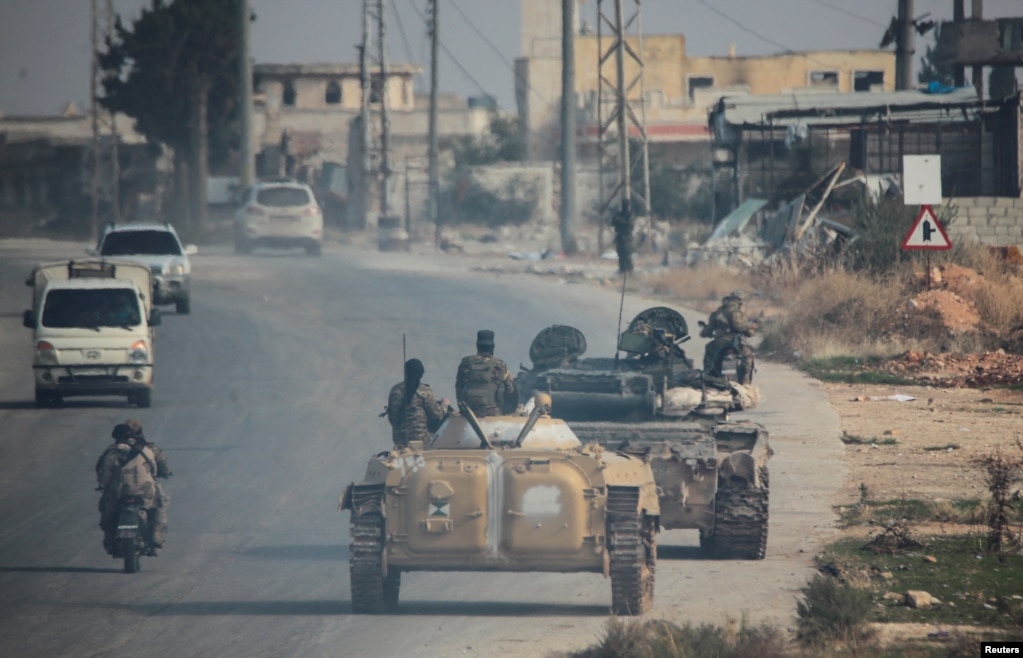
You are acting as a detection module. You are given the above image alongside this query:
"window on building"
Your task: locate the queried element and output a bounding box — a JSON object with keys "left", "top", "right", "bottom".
{"left": 645, "top": 89, "right": 665, "bottom": 107}
{"left": 809, "top": 70, "right": 839, "bottom": 88}
{"left": 369, "top": 77, "right": 382, "bottom": 104}
{"left": 688, "top": 75, "right": 714, "bottom": 101}
{"left": 282, "top": 81, "right": 297, "bottom": 106}
{"left": 325, "top": 80, "right": 341, "bottom": 105}
{"left": 854, "top": 70, "right": 885, "bottom": 92}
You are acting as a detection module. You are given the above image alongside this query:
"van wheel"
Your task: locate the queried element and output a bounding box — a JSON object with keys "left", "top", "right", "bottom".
{"left": 175, "top": 295, "right": 191, "bottom": 315}
{"left": 133, "top": 390, "right": 152, "bottom": 408}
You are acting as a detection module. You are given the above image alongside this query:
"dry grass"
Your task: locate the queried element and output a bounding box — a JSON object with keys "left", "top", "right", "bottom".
{"left": 650, "top": 263, "right": 753, "bottom": 313}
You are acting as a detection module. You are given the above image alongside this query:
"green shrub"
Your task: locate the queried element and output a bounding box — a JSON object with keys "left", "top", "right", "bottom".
{"left": 566, "top": 617, "right": 789, "bottom": 658}
{"left": 795, "top": 574, "right": 875, "bottom": 648}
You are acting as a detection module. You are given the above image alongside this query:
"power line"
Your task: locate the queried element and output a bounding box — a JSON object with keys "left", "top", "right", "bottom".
{"left": 389, "top": 0, "right": 416, "bottom": 65}
{"left": 790, "top": 0, "right": 887, "bottom": 28}
{"left": 692, "top": 0, "right": 859, "bottom": 70}
{"left": 693, "top": 0, "right": 794, "bottom": 54}
{"left": 447, "top": 0, "right": 557, "bottom": 112}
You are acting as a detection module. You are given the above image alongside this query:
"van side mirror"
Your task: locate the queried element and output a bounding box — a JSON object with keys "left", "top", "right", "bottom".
{"left": 149, "top": 309, "right": 162, "bottom": 327}
{"left": 22, "top": 310, "right": 34, "bottom": 328}
{"left": 85, "top": 247, "right": 99, "bottom": 256}
{"left": 184, "top": 244, "right": 198, "bottom": 256}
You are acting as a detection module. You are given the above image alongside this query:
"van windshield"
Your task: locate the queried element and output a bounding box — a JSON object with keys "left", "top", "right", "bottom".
{"left": 41, "top": 289, "right": 142, "bottom": 328}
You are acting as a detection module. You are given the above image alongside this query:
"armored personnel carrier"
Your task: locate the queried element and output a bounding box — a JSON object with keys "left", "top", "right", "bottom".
{"left": 339, "top": 395, "right": 660, "bottom": 615}
{"left": 517, "top": 308, "right": 770, "bottom": 559}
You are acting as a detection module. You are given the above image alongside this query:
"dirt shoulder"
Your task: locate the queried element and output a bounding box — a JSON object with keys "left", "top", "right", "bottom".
{"left": 823, "top": 376, "right": 1023, "bottom": 509}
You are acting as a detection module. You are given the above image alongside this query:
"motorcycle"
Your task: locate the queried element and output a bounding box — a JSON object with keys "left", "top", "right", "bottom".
{"left": 113, "top": 494, "right": 156, "bottom": 573}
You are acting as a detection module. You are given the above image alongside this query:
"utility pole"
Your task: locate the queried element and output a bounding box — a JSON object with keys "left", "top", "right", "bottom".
{"left": 971, "top": 0, "right": 984, "bottom": 99}
{"left": 953, "top": 0, "right": 965, "bottom": 86}
{"left": 356, "top": 0, "right": 373, "bottom": 230}
{"left": 428, "top": 0, "right": 440, "bottom": 245}
{"left": 90, "top": 0, "right": 121, "bottom": 241}
{"left": 377, "top": 0, "right": 392, "bottom": 222}
{"left": 104, "top": 0, "right": 120, "bottom": 226}
{"left": 895, "top": 0, "right": 915, "bottom": 90}
{"left": 596, "top": 0, "right": 650, "bottom": 274}
{"left": 559, "top": 0, "right": 579, "bottom": 255}
{"left": 239, "top": 0, "right": 254, "bottom": 189}
{"left": 90, "top": 0, "right": 100, "bottom": 241}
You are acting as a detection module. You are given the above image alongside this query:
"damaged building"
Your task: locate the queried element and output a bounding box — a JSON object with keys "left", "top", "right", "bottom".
{"left": 699, "top": 85, "right": 1023, "bottom": 265}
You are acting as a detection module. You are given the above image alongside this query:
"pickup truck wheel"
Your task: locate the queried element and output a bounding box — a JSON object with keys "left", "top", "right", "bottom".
{"left": 35, "top": 390, "right": 54, "bottom": 407}
{"left": 175, "top": 295, "right": 191, "bottom": 315}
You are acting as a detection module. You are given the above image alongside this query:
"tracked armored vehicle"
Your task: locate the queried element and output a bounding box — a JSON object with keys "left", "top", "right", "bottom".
{"left": 340, "top": 395, "right": 660, "bottom": 615}
{"left": 516, "top": 307, "right": 759, "bottom": 422}
{"left": 517, "top": 308, "right": 771, "bottom": 559}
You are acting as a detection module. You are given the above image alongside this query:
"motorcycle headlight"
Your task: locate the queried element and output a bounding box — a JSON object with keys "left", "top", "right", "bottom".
{"left": 128, "top": 340, "right": 150, "bottom": 363}
{"left": 36, "top": 340, "right": 59, "bottom": 365}
{"left": 166, "top": 262, "right": 186, "bottom": 276}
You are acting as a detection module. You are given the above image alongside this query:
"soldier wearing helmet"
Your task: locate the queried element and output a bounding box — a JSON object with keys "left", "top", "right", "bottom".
{"left": 95, "top": 419, "right": 172, "bottom": 555}
{"left": 456, "top": 330, "right": 517, "bottom": 417}
{"left": 699, "top": 290, "right": 756, "bottom": 384}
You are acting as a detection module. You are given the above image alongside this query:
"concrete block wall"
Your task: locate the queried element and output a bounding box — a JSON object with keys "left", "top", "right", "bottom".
{"left": 944, "top": 197, "right": 1023, "bottom": 248}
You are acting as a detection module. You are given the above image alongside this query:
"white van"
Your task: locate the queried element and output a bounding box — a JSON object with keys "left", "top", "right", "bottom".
{"left": 23, "top": 259, "right": 160, "bottom": 408}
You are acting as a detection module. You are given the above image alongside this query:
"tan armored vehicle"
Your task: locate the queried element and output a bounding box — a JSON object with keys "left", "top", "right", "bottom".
{"left": 340, "top": 395, "right": 660, "bottom": 615}
{"left": 517, "top": 309, "right": 770, "bottom": 559}
{"left": 571, "top": 420, "right": 770, "bottom": 559}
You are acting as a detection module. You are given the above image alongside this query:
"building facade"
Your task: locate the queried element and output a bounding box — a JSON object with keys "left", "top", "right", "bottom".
{"left": 517, "top": 0, "right": 896, "bottom": 165}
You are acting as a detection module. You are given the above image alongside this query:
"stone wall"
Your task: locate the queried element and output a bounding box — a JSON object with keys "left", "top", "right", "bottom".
{"left": 944, "top": 197, "right": 1023, "bottom": 247}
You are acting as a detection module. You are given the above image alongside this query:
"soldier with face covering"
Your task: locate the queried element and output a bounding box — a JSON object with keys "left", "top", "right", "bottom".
{"left": 386, "top": 359, "right": 449, "bottom": 448}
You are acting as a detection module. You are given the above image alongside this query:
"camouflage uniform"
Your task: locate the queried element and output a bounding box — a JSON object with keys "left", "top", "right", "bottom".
{"left": 96, "top": 422, "right": 172, "bottom": 554}
{"left": 387, "top": 381, "right": 448, "bottom": 447}
{"left": 456, "top": 354, "right": 517, "bottom": 417}
{"left": 701, "top": 295, "right": 756, "bottom": 384}
{"left": 456, "top": 331, "right": 517, "bottom": 418}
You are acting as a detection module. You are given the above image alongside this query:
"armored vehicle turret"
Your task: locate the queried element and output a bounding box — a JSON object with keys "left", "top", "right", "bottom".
{"left": 340, "top": 395, "right": 660, "bottom": 615}
{"left": 516, "top": 308, "right": 771, "bottom": 559}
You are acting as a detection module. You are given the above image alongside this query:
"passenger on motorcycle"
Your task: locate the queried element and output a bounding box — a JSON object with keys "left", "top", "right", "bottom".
{"left": 96, "top": 419, "right": 172, "bottom": 555}
{"left": 699, "top": 290, "right": 756, "bottom": 385}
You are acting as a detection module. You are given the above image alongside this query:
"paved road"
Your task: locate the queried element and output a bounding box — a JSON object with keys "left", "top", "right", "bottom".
{"left": 0, "top": 238, "right": 844, "bottom": 657}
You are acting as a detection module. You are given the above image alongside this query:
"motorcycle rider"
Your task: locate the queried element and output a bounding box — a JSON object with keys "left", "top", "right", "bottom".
{"left": 96, "top": 419, "right": 172, "bottom": 555}
{"left": 700, "top": 290, "right": 756, "bottom": 385}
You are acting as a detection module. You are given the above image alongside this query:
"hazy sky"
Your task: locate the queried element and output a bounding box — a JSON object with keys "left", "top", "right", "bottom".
{"left": 1, "top": 0, "right": 1020, "bottom": 116}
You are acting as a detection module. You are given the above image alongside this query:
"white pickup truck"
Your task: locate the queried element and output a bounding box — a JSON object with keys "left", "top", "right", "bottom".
{"left": 22, "top": 259, "right": 160, "bottom": 408}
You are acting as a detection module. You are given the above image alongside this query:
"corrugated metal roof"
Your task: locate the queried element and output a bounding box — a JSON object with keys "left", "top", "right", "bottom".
{"left": 714, "top": 87, "right": 981, "bottom": 128}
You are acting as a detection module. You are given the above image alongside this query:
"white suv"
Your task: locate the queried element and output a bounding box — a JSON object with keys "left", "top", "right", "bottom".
{"left": 234, "top": 178, "right": 323, "bottom": 256}
{"left": 92, "top": 222, "right": 197, "bottom": 314}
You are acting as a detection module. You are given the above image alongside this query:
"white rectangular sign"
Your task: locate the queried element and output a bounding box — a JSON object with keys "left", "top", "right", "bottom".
{"left": 902, "top": 155, "right": 942, "bottom": 205}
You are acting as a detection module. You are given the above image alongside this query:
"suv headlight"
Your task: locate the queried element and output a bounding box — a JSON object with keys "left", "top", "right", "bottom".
{"left": 166, "top": 262, "right": 186, "bottom": 276}
{"left": 128, "top": 340, "right": 150, "bottom": 363}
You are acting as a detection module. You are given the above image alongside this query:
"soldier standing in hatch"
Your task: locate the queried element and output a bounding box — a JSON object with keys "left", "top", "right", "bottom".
{"left": 386, "top": 358, "right": 449, "bottom": 448}
{"left": 456, "top": 329, "right": 517, "bottom": 417}
{"left": 700, "top": 290, "right": 756, "bottom": 384}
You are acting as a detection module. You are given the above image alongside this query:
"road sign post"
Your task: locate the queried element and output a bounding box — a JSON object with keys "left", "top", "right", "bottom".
{"left": 901, "top": 156, "right": 950, "bottom": 289}
{"left": 901, "top": 204, "right": 952, "bottom": 288}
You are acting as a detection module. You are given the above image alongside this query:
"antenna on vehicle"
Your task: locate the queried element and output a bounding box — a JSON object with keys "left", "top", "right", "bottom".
{"left": 614, "top": 270, "right": 627, "bottom": 369}
{"left": 402, "top": 332, "right": 408, "bottom": 444}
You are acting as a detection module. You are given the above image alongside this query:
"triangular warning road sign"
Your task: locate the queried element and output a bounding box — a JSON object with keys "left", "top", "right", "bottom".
{"left": 901, "top": 205, "right": 952, "bottom": 250}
